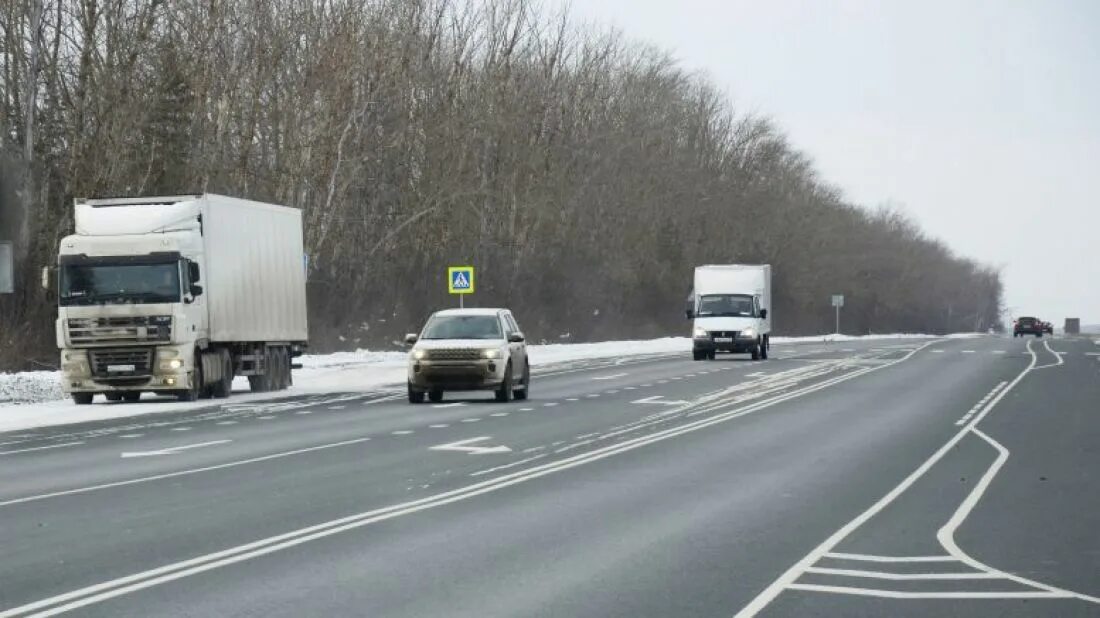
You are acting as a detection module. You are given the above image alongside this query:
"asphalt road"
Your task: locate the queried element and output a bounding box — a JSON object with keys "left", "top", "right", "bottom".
{"left": 1, "top": 336, "right": 1098, "bottom": 617}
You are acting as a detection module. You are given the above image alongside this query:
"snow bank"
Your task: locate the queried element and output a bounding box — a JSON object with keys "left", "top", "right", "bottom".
{"left": 1, "top": 333, "right": 972, "bottom": 432}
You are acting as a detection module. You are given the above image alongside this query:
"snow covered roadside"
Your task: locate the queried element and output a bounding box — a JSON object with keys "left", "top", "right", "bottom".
{"left": 0, "top": 333, "right": 973, "bottom": 433}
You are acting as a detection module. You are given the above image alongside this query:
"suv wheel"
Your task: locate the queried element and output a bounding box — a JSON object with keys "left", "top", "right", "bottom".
{"left": 428, "top": 390, "right": 444, "bottom": 403}
{"left": 495, "top": 363, "right": 513, "bottom": 403}
{"left": 514, "top": 363, "right": 530, "bottom": 400}
{"left": 408, "top": 382, "right": 425, "bottom": 404}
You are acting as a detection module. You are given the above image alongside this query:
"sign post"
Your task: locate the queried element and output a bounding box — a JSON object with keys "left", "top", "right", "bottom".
{"left": 0, "top": 241, "right": 13, "bottom": 294}
{"left": 448, "top": 266, "right": 475, "bottom": 308}
{"left": 831, "top": 294, "right": 845, "bottom": 335}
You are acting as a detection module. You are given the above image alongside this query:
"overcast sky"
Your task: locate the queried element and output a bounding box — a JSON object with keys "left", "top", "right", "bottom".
{"left": 562, "top": 0, "right": 1100, "bottom": 325}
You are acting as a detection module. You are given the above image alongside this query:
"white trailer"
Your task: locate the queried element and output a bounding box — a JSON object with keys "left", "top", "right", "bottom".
{"left": 687, "top": 264, "right": 772, "bottom": 361}
{"left": 51, "top": 194, "right": 308, "bottom": 404}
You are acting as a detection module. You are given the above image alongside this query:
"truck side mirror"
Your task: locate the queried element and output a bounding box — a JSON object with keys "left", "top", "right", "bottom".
{"left": 188, "top": 261, "right": 201, "bottom": 283}
{"left": 760, "top": 308, "right": 768, "bottom": 319}
{"left": 686, "top": 309, "right": 694, "bottom": 320}
{"left": 189, "top": 284, "right": 203, "bottom": 297}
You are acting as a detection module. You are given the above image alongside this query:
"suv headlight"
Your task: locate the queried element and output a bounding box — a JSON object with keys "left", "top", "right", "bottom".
{"left": 412, "top": 349, "right": 427, "bottom": 360}
{"left": 693, "top": 327, "right": 709, "bottom": 338}
{"left": 481, "top": 349, "right": 500, "bottom": 359}
{"left": 741, "top": 328, "right": 757, "bottom": 339}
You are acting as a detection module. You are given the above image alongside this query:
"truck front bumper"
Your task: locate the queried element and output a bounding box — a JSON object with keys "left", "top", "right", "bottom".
{"left": 60, "top": 345, "right": 194, "bottom": 393}
{"left": 693, "top": 336, "right": 760, "bottom": 353}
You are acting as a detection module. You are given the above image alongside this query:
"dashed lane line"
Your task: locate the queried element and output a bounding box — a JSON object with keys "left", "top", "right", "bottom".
{"left": 0, "top": 441, "right": 85, "bottom": 456}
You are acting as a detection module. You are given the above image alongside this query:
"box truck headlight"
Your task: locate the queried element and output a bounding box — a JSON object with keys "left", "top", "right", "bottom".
{"left": 740, "top": 328, "right": 757, "bottom": 339}
{"left": 693, "top": 327, "right": 709, "bottom": 339}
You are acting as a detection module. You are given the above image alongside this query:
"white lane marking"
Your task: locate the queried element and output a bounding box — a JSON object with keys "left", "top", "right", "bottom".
{"left": 294, "top": 411, "right": 312, "bottom": 415}
{"left": 955, "top": 382, "right": 1007, "bottom": 426}
{"left": 961, "top": 350, "right": 976, "bottom": 354}
{"left": 489, "top": 412, "right": 509, "bottom": 417}
{"left": 1035, "top": 340, "right": 1065, "bottom": 369}
{"left": 936, "top": 429, "right": 1100, "bottom": 604}
{"left": 804, "top": 567, "right": 999, "bottom": 580}
{"left": 469, "top": 454, "right": 547, "bottom": 477}
{"left": 670, "top": 376, "right": 683, "bottom": 380}
{"left": 786, "top": 584, "right": 1070, "bottom": 600}
{"left": 841, "top": 348, "right": 855, "bottom": 352}
{"left": 586, "top": 394, "right": 600, "bottom": 398}
{"left": 605, "top": 390, "right": 619, "bottom": 394}
{"left": 931, "top": 350, "right": 945, "bottom": 354}
{"left": 0, "top": 441, "right": 85, "bottom": 456}
{"left": 0, "top": 438, "right": 373, "bottom": 508}
{"left": 543, "top": 402, "right": 558, "bottom": 407}
{"left": 624, "top": 386, "right": 636, "bottom": 390}
{"left": 576, "top": 433, "right": 598, "bottom": 440}
{"left": 460, "top": 418, "right": 480, "bottom": 423}
{"left": 657, "top": 380, "right": 669, "bottom": 384}
{"left": 429, "top": 436, "right": 511, "bottom": 455}
{"left": 120, "top": 440, "right": 232, "bottom": 459}
{"left": 686, "top": 374, "right": 697, "bottom": 378}
{"left": 433, "top": 403, "right": 466, "bottom": 409}
{"left": 2, "top": 341, "right": 940, "bottom": 615}
{"left": 170, "top": 427, "right": 192, "bottom": 432}
{"left": 592, "top": 373, "right": 628, "bottom": 381}
{"left": 521, "top": 446, "right": 545, "bottom": 453}
{"left": 641, "top": 383, "right": 653, "bottom": 388}
{"left": 735, "top": 340, "right": 1100, "bottom": 614}
{"left": 631, "top": 395, "right": 690, "bottom": 406}
{"left": 1085, "top": 353, "right": 1100, "bottom": 356}
{"left": 746, "top": 372, "right": 765, "bottom": 377}
{"left": 992, "top": 350, "right": 1006, "bottom": 354}
{"left": 428, "top": 424, "right": 449, "bottom": 428}
{"left": 566, "top": 398, "right": 579, "bottom": 402}
{"left": 733, "top": 340, "right": 1037, "bottom": 617}
{"left": 519, "top": 407, "right": 535, "bottom": 411}
{"left": 824, "top": 552, "right": 956, "bottom": 563}
{"left": 327, "top": 405, "right": 346, "bottom": 410}
{"left": 256, "top": 416, "right": 276, "bottom": 420}
{"left": 215, "top": 421, "right": 238, "bottom": 425}
{"left": 118, "top": 434, "right": 143, "bottom": 439}
{"left": 391, "top": 430, "right": 414, "bottom": 435}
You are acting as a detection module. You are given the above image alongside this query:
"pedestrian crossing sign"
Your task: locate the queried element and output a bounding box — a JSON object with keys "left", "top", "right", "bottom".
{"left": 448, "top": 266, "right": 475, "bottom": 295}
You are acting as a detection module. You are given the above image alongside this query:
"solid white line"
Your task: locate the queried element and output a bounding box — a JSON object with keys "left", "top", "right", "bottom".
{"left": 1034, "top": 340, "right": 1065, "bottom": 369}
{"left": 215, "top": 421, "right": 238, "bottom": 425}
{"left": 0, "top": 438, "right": 372, "bottom": 508}
{"left": 118, "top": 434, "right": 143, "bottom": 439}
{"left": 786, "top": 583, "right": 1070, "bottom": 600}
{"left": 732, "top": 339, "right": 1038, "bottom": 618}
{"left": 2, "top": 340, "right": 940, "bottom": 617}
{"left": 591, "top": 373, "right": 628, "bottom": 381}
{"left": 433, "top": 403, "right": 465, "bottom": 409}
{"left": 469, "top": 454, "right": 547, "bottom": 477}
{"left": 804, "top": 567, "right": 998, "bottom": 580}
{"left": 0, "top": 441, "right": 85, "bottom": 456}
{"left": 823, "top": 552, "right": 957, "bottom": 563}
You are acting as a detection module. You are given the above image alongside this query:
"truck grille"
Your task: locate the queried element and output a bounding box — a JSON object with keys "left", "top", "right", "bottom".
{"left": 68, "top": 316, "right": 172, "bottom": 344}
{"left": 709, "top": 331, "right": 740, "bottom": 339}
{"left": 89, "top": 348, "right": 153, "bottom": 378}
{"left": 426, "top": 349, "right": 482, "bottom": 361}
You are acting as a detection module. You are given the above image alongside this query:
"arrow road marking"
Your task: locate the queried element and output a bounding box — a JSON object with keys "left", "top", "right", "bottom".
{"left": 121, "top": 440, "right": 232, "bottom": 459}
{"left": 631, "top": 395, "right": 690, "bottom": 406}
{"left": 429, "top": 436, "right": 512, "bottom": 455}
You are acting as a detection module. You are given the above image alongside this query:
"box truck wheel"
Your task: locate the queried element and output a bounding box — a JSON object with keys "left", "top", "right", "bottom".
{"left": 707, "top": 350, "right": 716, "bottom": 360}
{"left": 72, "top": 393, "right": 93, "bottom": 405}
{"left": 760, "top": 338, "right": 768, "bottom": 360}
{"left": 751, "top": 345, "right": 761, "bottom": 361}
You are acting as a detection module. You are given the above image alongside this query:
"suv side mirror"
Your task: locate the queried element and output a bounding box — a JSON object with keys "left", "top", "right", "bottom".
{"left": 404, "top": 333, "right": 419, "bottom": 345}
{"left": 759, "top": 308, "right": 768, "bottom": 319}
{"left": 508, "top": 332, "right": 525, "bottom": 343}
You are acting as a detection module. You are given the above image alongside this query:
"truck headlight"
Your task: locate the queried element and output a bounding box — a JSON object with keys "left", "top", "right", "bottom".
{"left": 482, "top": 349, "right": 500, "bottom": 359}
{"left": 741, "top": 328, "right": 757, "bottom": 339}
{"left": 157, "top": 358, "right": 184, "bottom": 372}
{"left": 412, "top": 349, "right": 427, "bottom": 360}
{"left": 693, "top": 327, "right": 709, "bottom": 338}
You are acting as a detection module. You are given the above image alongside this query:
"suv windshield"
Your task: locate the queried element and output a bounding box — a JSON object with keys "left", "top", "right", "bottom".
{"left": 421, "top": 315, "right": 503, "bottom": 340}
{"left": 697, "top": 294, "right": 755, "bottom": 318}
{"left": 60, "top": 262, "right": 181, "bottom": 306}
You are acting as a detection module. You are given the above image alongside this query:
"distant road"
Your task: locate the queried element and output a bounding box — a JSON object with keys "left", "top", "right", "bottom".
{"left": 1, "top": 337, "right": 1097, "bottom": 617}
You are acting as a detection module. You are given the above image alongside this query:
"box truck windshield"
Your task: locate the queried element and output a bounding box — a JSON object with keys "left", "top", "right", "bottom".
{"left": 60, "top": 260, "right": 181, "bottom": 306}
{"left": 697, "top": 294, "right": 755, "bottom": 318}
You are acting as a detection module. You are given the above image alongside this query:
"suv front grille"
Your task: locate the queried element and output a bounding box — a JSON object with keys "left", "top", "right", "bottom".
{"left": 89, "top": 348, "right": 153, "bottom": 378}
{"left": 426, "top": 349, "right": 482, "bottom": 361}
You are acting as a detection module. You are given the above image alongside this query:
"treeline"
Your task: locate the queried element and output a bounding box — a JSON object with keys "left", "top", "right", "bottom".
{"left": 0, "top": 0, "right": 1001, "bottom": 370}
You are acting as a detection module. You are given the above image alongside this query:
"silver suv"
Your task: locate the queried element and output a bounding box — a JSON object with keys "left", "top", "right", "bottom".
{"left": 405, "top": 308, "right": 530, "bottom": 404}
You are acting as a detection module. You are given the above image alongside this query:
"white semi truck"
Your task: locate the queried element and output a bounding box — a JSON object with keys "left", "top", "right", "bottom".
{"left": 49, "top": 194, "right": 308, "bottom": 404}
{"left": 686, "top": 264, "right": 772, "bottom": 361}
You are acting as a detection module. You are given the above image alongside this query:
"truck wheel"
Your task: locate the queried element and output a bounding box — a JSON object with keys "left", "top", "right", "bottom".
{"left": 760, "top": 338, "right": 769, "bottom": 360}
{"left": 122, "top": 392, "right": 141, "bottom": 402}
{"left": 692, "top": 350, "right": 705, "bottom": 361}
{"left": 706, "top": 350, "right": 716, "bottom": 360}
{"left": 105, "top": 393, "right": 123, "bottom": 402}
{"left": 178, "top": 365, "right": 203, "bottom": 401}
{"left": 277, "top": 348, "right": 291, "bottom": 390}
{"left": 72, "top": 393, "right": 93, "bottom": 405}
{"left": 495, "top": 364, "right": 513, "bottom": 403}
{"left": 751, "top": 345, "right": 761, "bottom": 361}
{"left": 408, "top": 382, "right": 425, "bottom": 404}
{"left": 212, "top": 352, "right": 233, "bottom": 399}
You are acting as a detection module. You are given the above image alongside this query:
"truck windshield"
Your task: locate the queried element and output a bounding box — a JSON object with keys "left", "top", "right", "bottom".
{"left": 421, "top": 315, "right": 502, "bottom": 340}
{"left": 60, "top": 262, "right": 181, "bottom": 306}
{"left": 697, "top": 294, "right": 755, "bottom": 317}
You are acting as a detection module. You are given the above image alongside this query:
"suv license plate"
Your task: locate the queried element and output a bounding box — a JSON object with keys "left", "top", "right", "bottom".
{"left": 107, "top": 364, "right": 136, "bottom": 372}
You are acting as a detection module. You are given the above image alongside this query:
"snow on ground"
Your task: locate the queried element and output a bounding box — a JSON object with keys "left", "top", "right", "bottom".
{"left": 1, "top": 333, "right": 974, "bottom": 433}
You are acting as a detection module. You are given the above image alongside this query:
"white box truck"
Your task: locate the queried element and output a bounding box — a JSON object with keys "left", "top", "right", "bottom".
{"left": 686, "top": 264, "right": 771, "bottom": 361}
{"left": 49, "top": 194, "right": 308, "bottom": 404}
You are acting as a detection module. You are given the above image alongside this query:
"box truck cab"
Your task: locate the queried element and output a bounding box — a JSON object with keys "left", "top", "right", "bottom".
{"left": 687, "top": 265, "right": 771, "bottom": 361}
{"left": 51, "top": 194, "right": 308, "bottom": 404}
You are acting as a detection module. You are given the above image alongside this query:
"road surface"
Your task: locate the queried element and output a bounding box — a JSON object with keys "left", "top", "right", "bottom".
{"left": 1, "top": 336, "right": 1098, "bottom": 617}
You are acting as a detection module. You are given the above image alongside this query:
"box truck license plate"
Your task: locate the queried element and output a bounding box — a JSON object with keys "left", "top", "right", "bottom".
{"left": 714, "top": 337, "right": 733, "bottom": 343}
{"left": 107, "top": 364, "right": 136, "bottom": 373}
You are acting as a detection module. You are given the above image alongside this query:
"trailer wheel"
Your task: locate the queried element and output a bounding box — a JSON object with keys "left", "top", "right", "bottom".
{"left": 72, "top": 393, "right": 93, "bottom": 405}
{"left": 122, "top": 391, "right": 141, "bottom": 402}
{"left": 105, "top": 393, "right": 123, "bottom": 402}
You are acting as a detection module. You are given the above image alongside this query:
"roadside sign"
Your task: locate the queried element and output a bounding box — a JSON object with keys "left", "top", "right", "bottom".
{"left": 0, "top": 241, "right": 12, "bottom": 294}
{"left": 831, "top": 294, "right": 844, "bottom": 308}
{"left": 448, "top": 266, "right": 475, "bottom": 295}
